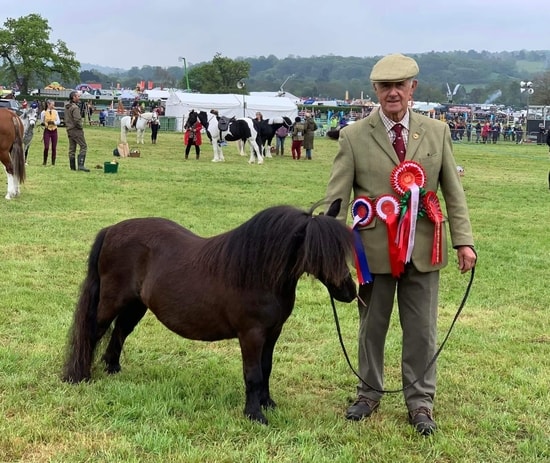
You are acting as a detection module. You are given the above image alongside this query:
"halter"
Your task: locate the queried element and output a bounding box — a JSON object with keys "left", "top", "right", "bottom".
{"left": 330, "top": 266, "right": 475, "bottom": 394}
{"left": 22, "top": 108, "right": 38, "bottom": 125}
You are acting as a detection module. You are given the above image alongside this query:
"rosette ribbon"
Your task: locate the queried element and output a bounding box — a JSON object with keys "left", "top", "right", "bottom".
{"left": 350, "top": 197, "right": 374, "bottom": 284}
{"left": 391, "top": 161, "right": 426, "bottom": 267}
{"left": 375, "top": 194, "right": 403, "bottom": 277}
{"left": 423, "top": 191, "right": 444, "bottom": 265}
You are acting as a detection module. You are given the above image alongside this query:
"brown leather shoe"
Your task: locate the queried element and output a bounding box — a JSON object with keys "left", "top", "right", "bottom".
{"left": 408, "top": 407, "right": 437, "bottom": 436}
{"left": 345, "top": 396, "right": 380, "bottom": 421}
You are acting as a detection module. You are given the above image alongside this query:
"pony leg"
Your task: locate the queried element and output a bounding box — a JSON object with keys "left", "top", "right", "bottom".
{"left": 102, "top": 303, "right": 147, "bottom": 374}
{"left": 214, "top": 142, "right": 225, "bottom": 162}
{"left": 211, "top": 142, "right": 220, "bottom": 162}
{"left": 258, "top": 330, "right": 282, "bottom": 409}
{"left": 249, "top": 141, "right": 264, "bottom": 165}
{"left": 237, "top": 140, "right": 246, "bottom": 156}
{"left": 239, "top": 331, "right": 268, "bottom": 424}
{"left": 5, "top": 172, "right": 18, "bottom": 200}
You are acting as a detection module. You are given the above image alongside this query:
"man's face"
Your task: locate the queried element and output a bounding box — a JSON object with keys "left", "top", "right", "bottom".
{"left": 374, "top": 79, "right": 417, "bottom": 121}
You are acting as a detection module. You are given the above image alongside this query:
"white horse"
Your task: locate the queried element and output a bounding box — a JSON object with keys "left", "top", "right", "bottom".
{"left": 20, "top": 107, "right": 38, "bottom": 164}
{"left": 120, "top": 111, "right": 158, "bottom": 144}
{"left": 198, "top": 111, "right": 263, "bottom": 164}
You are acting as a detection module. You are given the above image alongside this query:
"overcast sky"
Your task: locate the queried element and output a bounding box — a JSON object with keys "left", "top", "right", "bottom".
{"left": 3, "top": 0, "right": 548, "bottom": 70}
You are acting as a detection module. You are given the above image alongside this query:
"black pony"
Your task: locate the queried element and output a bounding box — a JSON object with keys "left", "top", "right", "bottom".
{"left": 255, "top": 116, "right": 293, "bottom": 156}
{"left": 63, "top": 199, "right": 357, "bottom": 424}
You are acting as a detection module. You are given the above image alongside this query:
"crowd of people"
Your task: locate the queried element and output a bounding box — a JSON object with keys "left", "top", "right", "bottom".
{"left": 445, "top": 118, "right": 528, "bottom": 144}
{"left": 16, "top": 90, "right": 548, "bottom": 171}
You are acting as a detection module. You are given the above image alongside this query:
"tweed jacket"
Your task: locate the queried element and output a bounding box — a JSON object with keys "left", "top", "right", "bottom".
{"left": 326, "top": 109, "right": 474, "bottom": 274}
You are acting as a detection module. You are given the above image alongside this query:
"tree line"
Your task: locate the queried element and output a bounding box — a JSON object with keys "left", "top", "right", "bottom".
{"left": 2, "top": 14, "right": 550, "bottom": 108}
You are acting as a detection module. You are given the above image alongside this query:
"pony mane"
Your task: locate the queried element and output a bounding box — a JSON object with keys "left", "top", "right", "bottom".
{"left": 198, "top": 205, "right": 354, "bottom": 290}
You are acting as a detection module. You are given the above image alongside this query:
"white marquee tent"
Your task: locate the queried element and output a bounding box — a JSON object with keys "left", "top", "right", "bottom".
{"left": 250, "top": 91, "right": 301, "bottom": 105}
{"left": 165, "top": 91, "right": 298, "bottom": 131}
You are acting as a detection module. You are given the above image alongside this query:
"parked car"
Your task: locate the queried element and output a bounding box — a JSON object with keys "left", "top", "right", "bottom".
{"left": 0, "top": 98, "right": 22, "bottom": 115}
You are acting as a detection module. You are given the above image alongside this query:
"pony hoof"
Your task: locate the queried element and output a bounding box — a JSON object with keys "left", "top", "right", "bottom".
{"left": 246, "top": 412, "right": 268, "bottom": 425}
{"left": 105, "top": 364, "right": 121, "bottom": 374}
{"left": 261, "top": 398, "right": 277, "bottom": 409}
{"left": 62, "top": 373, "right": 91, "bottom": 384}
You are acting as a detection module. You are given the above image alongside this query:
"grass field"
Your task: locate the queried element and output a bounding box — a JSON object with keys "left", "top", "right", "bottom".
{"left": 1, "top": 125, "right": 549, "bottom": 462}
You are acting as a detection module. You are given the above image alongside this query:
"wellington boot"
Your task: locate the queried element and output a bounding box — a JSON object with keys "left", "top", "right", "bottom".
{"left": 77, "top": 154, "right": 90, "bottom": 172}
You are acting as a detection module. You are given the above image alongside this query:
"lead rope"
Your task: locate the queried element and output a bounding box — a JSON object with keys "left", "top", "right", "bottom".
{"left": 331, "top": 266, "right": 475, "bottom": 394}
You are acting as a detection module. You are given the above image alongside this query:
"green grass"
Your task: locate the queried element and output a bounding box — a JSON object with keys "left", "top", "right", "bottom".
{"left": 1, "top": 126, "right": 549, "bottom": 462}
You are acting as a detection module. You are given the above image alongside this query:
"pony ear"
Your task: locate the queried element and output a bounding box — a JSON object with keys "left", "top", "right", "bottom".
{"left": 326, "top": 199, "right": 342, "bottom": 217}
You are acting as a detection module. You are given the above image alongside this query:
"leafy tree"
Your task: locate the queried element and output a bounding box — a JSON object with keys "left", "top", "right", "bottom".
{"left": 531, "top": 71, "right": 550, "bottom": 105}
{"left": 0, "top": 14, "right": 80, "bottom": 94}
{"left": 188, "top": 53, "right": 250, "bottom": 93}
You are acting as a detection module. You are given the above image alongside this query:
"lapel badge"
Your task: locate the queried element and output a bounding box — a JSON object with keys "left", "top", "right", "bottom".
{"left": 412, "top": 133, "right": 419, "bottom": 140}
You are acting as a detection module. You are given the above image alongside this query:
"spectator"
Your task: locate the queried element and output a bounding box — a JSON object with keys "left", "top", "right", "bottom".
{"left": 303, "top": 111, "right": 318, "bottom": 160}
{"left": 481, "top": 122, "right": 491, "bottom": 144}
{"left": 474, "top": 122, "right": 481, "bottom": 143}
{"left": 40, "top": 99, "right": 60, "bottom": 166}
{"left": 290, "top": 116, "right": 305, "bottom": 160}
{"left": 275, "top": 124, "right": 288, "bottom": 155}
{"left": 538, "top": 123, "right": 546, "bottom": 145}
{"left": 183, "top": 115, "right": 202, "bottom": 160}
{"left": 515, "top": 123, "right": 524, "bottom": 144}
{"left": 151, "top": 107, "right": 161, "bottom": 144}
{"left": 64, "top": 91, "right": 89, "bottom": 171}
{"left": 491, "top": 123, "right": 500, "bottom": 144}
{"left": 99, "top": 109, "right": 107, "bottom": 126}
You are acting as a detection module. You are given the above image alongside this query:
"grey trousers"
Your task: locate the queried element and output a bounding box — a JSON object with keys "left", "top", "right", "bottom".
{"left": 356, "top": 264, "right": 439, "bottom": 411}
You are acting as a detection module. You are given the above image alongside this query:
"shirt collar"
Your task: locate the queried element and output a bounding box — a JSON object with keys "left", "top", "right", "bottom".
{"left": 379, "top": 109, "right": 410, "bottom": 133}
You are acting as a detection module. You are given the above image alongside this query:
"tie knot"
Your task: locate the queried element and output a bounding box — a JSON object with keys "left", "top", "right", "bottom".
{"left": 393, "top": 123, "right": 403, "bottom": 135}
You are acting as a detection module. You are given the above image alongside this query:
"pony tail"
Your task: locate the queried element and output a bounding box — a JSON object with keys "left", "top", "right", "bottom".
{"left": 11, "top": 115, "right": 26, "bottom": 183}
{"left": 62, "top": 228, "right": 108, "bottom": 383}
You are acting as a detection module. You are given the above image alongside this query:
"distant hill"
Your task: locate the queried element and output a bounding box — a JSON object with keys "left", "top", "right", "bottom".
{"left": 80, "top": 63, "right": 126, "bottom": 75}
{"left": 77, "top": 50, "right": 550, "bottom": 106}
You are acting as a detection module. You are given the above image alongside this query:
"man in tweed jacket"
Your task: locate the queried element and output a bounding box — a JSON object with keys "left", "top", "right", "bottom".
{"left": 325, "top": 53, "right": 476, "bottom": 436}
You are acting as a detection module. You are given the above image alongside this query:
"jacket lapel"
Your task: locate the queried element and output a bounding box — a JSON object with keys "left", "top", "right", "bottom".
{"left": 369, "top": 112, "right": 400, "bottom": 164}
{"left": 405, "top": 112, "right": 426, "bottom": 161}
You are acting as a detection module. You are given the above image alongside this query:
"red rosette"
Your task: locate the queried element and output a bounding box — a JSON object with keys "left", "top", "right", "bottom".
{"left": 391, "top": 161, "right": 426, "bottom": 196}
{"left": 375, "top": 194, "right": 403, "bottom": 277}
{"left": 423, "top": 191, "right": 444, "bottom": 265}
{"left": 375, "top": 195, "right": 400, "bottom": 223}
{"left": 423, "top": 191, "right": 443, "bottom": 223}
{"left": 351, "top": 196, "right": 374, "bottom": 228}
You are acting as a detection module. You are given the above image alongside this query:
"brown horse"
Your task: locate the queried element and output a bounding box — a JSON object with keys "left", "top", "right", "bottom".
{"left": 0, "top": 108, "right": 26, "bottom": 199}
{"left": 63, "top": 199, "right": 357, "bottom": 424}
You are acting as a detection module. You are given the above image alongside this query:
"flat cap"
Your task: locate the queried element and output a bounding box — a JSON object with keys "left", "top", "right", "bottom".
{"left": 370, "top": 53, "right": 419, "bottom": 82}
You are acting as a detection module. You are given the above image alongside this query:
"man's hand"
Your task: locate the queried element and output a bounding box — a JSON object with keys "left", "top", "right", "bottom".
{"left": 456, "top": 246, "right": 477, "bottom": 273}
